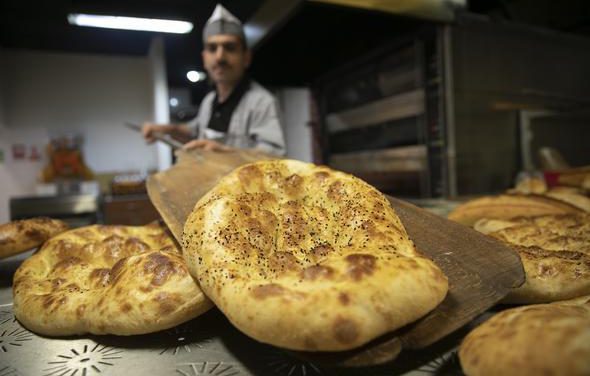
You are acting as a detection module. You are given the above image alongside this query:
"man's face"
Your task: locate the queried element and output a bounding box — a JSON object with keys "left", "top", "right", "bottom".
{"left": 202, "top": 34, "right": 251, "bottom": 86}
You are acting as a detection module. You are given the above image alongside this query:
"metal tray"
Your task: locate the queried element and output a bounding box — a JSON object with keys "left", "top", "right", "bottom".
{"left": 0, "top": 251, "right": 476, "bottom": 376}
{"left": 0, "top": 301, "right": 481, "bottom": 376}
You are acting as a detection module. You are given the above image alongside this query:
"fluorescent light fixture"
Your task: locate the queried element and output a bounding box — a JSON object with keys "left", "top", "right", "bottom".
{"left": 68, "top": 13, "right": 193, "bottom": 34}
{"left": 187, "top": 71, "right": 207, "bottom": 83}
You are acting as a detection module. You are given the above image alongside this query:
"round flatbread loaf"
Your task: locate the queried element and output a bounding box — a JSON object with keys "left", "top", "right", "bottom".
{"left": 459, "top": 295, "right": 590, "bottom": 376}
{"left": 13, "top": 223, "right": 212, "bottom": 336}
{"left": 545, "top": 189, "right": 590, "bottom": 212}
{"left": 485, "top": 214, "right": 590, "bottom": 303}
{"left": 0, "top": 217, "right": 68, "bottom": 259}
{"left": 182, "top": 159, "right": 448, "bottom": 351}
{"left": 473, "top": 218, "right": 518, "bottom": 234}
{"left": 448, "top": 194, "right": 583, "bottom": 226}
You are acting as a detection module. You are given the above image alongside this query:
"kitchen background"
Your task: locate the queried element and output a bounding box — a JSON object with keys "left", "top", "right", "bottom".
{"left": 1, "top": 0, "right": 589, "bottom": 224}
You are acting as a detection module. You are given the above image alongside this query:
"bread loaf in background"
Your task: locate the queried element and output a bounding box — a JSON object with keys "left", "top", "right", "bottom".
{"left": 545, "top": 188, "right": 590, "bottom": 212}
{"left": 472, "top": 214, "right": 590, "bottom": 303}
{"left": 447, "top": 194, "right": 583, "bottom": 226}
{"left": 459, "top": 295, "right": 590, "bottom": 376}
{"left": 0, "top": 217, "right": 69, "bottom": 259}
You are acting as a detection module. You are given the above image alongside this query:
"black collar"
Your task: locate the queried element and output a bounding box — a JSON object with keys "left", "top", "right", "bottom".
{"left": 207, "top": 77, "right": 251, "bottom": 133}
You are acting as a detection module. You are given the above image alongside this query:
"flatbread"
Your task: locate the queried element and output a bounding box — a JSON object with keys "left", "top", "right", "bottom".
{"left": 548, "top": 186, "right": 585, "bottom": 196}
{"left": 558, "top": 171, "right": 590, "bottom": 189}
{"left": 459, "top": 295, "right": 590, "bottom": 376}
{"left": 13, "top": 223, "right": 212, "bottom": 336}
{"left": 473, "top": 218, "right": 518, "bottom": 234}
{"left": 0, "top": 217, "right": 68, "bottom": 259}
{"left": 545, "top": 189, "right": 590, "bottom": 212}
{"left": 481, "top": 214, "right": 590, "bottom": 303}
{"left": 447, "top": 194, "right": 583, "bottom": 226}
{"left": 182, "top": 159, "right": 448, "bottom": 351}
{"left": 490, "top": 214, "right": 590, "bottom": 252}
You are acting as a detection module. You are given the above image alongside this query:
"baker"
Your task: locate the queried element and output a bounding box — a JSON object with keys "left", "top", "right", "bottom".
{"left": 142, "top": 4, "right": 286, "bottom": 156}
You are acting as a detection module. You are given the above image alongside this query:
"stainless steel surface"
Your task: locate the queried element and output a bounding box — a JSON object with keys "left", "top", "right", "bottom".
{"left": 0, "top": 251, "right": 33, "bottom": 306}
{"left": 0, "top": 303, "right": 261, "bottom": 375}
{"left": 10, "top": 195, "right": 99, "bottom": 219}
{"left": 0, "top": 300, "right": 472, "bottom": 376}
{"left": 0, "top": 249, "right": 474, "bottom": 375}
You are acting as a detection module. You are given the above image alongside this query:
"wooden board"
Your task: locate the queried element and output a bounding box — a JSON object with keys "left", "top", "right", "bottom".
{"left": 147, "top": 149, "right": 275, "bottom": 240}
{"left": 147, "top": 150, "right": 525, "bottom": 366}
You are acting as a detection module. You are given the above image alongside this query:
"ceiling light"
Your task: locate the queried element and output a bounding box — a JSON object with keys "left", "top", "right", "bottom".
{"left": 187, "top": 71, "right": 207, "bottom": 83}
{"left": 67, "top": 13, "right": 193, "bottom": 34}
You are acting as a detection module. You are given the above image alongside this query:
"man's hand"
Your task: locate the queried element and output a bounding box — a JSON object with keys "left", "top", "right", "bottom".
{"left": 182, "top": 139, "right": 233, "bottom": 152}
{"left": 142, "top": 122, "right": 170, "bottom": 144}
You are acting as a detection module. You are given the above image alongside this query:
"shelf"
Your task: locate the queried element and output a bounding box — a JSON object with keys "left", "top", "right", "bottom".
{"left": 325, "top": 89, "right": 425, "bottom": 133}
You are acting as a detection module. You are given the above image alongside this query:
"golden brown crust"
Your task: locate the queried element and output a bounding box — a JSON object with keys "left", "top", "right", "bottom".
{"left": 502, "top": 245, "right": 590, "bottom": 303}
{"left": 0, "top": 217, "right": 68, "bottom": 259}
{"left": 545, "top": 190, "right": 590, "bottom": 212}
{"left": 448, "top": 195, "right": 583, "bottom": 226}
{"left": 459, "top": 297, "right": 590, "bottom": 376}
{"left": 558, "top": 171, "right": 590, "bottom": 189}
{"left": 549, "top": 186, "right": 586, "bottom": 196}
{"left": 484, "top": 214, "right": 590, "bottom": 303}
{"left": 13, "top": 223, "right": 212, "bottom": 336}
{"left": 473, "top": 218, "right": 518, "bottom": 234}
{"left": 182, "top": 159, "right": 448, "bottom": 351}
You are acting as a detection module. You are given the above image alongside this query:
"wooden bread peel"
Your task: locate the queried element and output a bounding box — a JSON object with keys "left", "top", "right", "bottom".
{"left": 146, "top": 150, "right": 525, "bottom": 366}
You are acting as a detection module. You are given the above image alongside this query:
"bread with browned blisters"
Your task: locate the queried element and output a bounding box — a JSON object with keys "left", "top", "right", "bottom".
{"left": 459, "top": 295, "right": 590, "bottom": 376}
{"left": 182, "top": 159, "right": 448, "bottom": 351}
{"left": 0, "top": 217, "right": 68, "bottom": 259}
{"left": 486, "top": 214, "right": 590, "bottom": 303}
{"left": 13, "top": 223, "right": 212, "bottom": 336}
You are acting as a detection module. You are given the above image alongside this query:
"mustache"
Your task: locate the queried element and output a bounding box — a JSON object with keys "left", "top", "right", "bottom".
{"left": 213, "top": 60, "right": 230, "bottom": 69}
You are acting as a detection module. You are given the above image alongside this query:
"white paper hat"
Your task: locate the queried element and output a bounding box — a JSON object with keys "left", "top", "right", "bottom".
{"left": 203, "top": 4, "right": 245, "bottom": 43}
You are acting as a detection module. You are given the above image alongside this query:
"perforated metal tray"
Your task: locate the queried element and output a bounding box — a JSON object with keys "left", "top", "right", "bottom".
{"left": 0, "top": 252, "right": 471, "bottom": 376}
